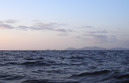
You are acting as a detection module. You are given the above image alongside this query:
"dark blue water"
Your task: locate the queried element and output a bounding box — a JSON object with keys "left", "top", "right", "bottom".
{"left": 0, "top": 50, "right": 129, "bottom": 83}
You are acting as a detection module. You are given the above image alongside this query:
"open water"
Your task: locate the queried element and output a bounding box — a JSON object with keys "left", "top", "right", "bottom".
{"left": 0, "top": 50, "right": 129, "bottom": 83}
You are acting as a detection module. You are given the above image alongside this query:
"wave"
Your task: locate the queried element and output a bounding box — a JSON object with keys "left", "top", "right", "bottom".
{"left": 21, "top": 79, "right": 52, "bottom": 83}
{"left": 21, "top": 80, "right": 79, "bottom": 83}
{"left": 0, "top": 50, "right": 129, "bottom": 83}
{"left": 72, "top": 70, "right": 110, "bottom": 77}
{"left": 21, "top": 61, "right": 51, "bottom": 66}
{"left": 116, "top": 73, "right": 129, "bottom": 79}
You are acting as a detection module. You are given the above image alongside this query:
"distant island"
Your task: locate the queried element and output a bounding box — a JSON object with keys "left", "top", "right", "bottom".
{"left": 66, "top": 46, "right": 129, "bottom": 50}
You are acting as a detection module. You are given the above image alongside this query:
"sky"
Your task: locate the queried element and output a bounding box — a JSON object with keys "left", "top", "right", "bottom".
{"left": 0, "top": 0, "right": 129, "bottom": 50}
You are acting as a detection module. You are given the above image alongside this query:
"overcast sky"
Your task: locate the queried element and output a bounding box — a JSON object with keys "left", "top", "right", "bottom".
{"left": 0, "top": 0, "right": 129, "bottom": 50}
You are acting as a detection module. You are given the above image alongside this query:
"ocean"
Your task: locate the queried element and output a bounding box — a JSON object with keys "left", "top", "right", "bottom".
{"left": 0, "top": 50, "right": 129, "bottom": 83}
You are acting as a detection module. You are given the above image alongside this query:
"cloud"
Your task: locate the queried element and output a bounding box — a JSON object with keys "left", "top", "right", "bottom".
{"left": 75, "top": 30, "right": 109, "bottom": 43}
{"left": 0, "top": 19, "right": 72, "bottom": 33}
{"left": 5, "top": 19, "right": 17, "bottom": 23}
{"left": 17, "top": 22, "right": 71, "bottom": 32}
{"left": 76, "top": 33, "right": 117, "bottom": 43}
{"left": 0, "top": 24, "right": 14, "bottom": 29}
{"left": 55, "top": 29, "right": 67, "bottom": 32}
{"left": 55, "top": 29, "right": 72, "bottom": 32}
{"left": 18, "top": 22, "right": 64, "bottom": 30}
{"left": 91, "top": 34, "right": 117, "bottom": 43}
{"left": 91, "top": 34, "right": 108, "bottom": 43}
{"left": 32, "top": 23, "right": 58, "bottom": 30}
{"left": 18, "top": 23, "right": 58, "bottom": 30}
{"left": 18, "top": 25, "right": 31, "bottom": 30}
{"left": 86, "top": 30, "right": 108, "bottom": 34}
{"left": 0, "top": 21, "right": 71, "bottom": 33}
{"left": 0, "top": 21, "right": 3, "bottom": 24}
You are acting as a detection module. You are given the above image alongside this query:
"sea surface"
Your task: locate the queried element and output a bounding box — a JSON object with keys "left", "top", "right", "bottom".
{"left": 0, "top": 50, "right": 129, "bottom": 83}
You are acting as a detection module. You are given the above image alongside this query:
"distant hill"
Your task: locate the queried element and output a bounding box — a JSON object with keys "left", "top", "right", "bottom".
{"left": 110, "top": 47, "right": 129, "bottom": 50}
{"left": 79, "top": 46, "right": 106, "bottom": 50}
{"left": 66, "top": 47, "right": 77, "bottom": 50}
{"left": 65, "top": 46, "right": 129, "bottom": 50}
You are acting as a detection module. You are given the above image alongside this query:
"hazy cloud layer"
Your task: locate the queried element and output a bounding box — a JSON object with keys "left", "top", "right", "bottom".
{"left": 0, "top": 24, "right": 14, "bottom": 29}
{"left": 76, "top": 32, "right": 117, "bottom": 43}
{"left": 0, "top": 21, "right": 71, "bottom": 33}
{"left": 74, "top": 29, "right": 114, "bottom": 43}
{"left": 85, "top": 30, "right": 108, "bottom": 34}
{"left": 91, "top": 34, "right": 108, "bottom": 43}
{"left": 17, "top": 22, "right": 70, "bottom": 32}
{"left": 0, "top": 21, "right": 3, "bottom": 24}
{"left": 5, "top": 19, "right": 17, "bottom": 23}
{"left": 55, "top": 29, "right": 68, "bottom": 32}
{"left": 33, "top": 23, "right": 61, "bottom": 29}
{"left": 90, "top": 34, "right": 117, "bottom": 43}
{"left": 55, "top": 29, "right": 72, "bottom": 32}
{"left": 0, "top": 20, "right": 117, "bottom": 44}
{"left": 0, "top": 19, "right": 17, "bottom": 29}
{"left": 18, "top": 23, "right": 55, "bottom": 30}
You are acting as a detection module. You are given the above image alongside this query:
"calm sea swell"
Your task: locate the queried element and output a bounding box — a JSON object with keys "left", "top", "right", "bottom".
{"left": 0, "top": 50, "right": 129, "bottom": 83}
